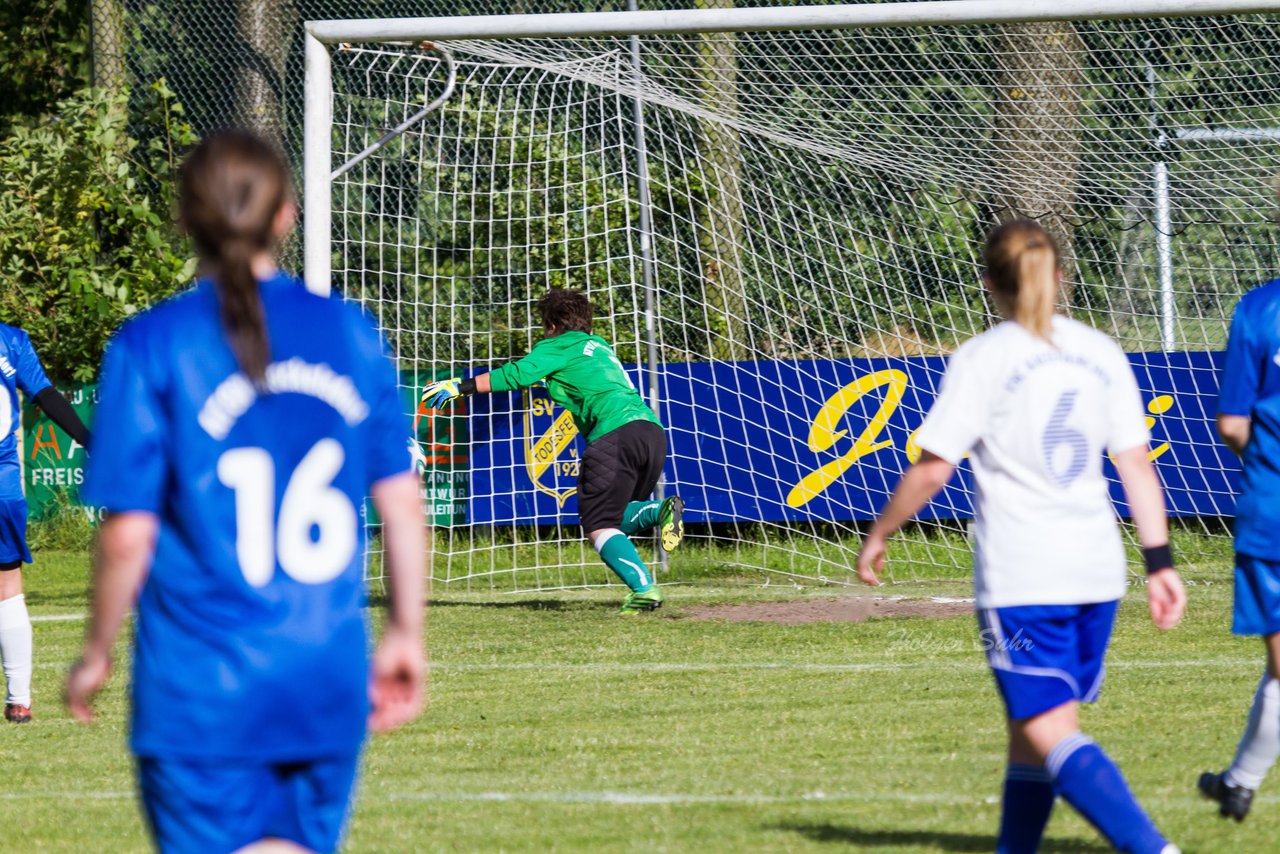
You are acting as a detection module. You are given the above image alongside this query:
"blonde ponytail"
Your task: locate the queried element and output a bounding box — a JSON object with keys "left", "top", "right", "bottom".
{"left": 983, "top": 219, "right": 1061, "bottom": 341}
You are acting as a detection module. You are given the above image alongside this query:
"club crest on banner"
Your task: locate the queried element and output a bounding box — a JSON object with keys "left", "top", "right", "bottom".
{"left": 522, "top": 387, "right": 579, "bottom": 507}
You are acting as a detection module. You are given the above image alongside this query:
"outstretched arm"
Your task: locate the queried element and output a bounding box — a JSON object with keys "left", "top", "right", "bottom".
{"left": 421, "top": 345, "right": 565, "bottom": 408}
{"left": 1112, "top": 444, "right": 1185, "bottom": 631}
{"left": 857, "top": 451, "right": 956, "bottom": 586}
{"left": 66, "top": 512, "right": 157, "bottom": 722}
{"left": 34, "top": 387, "right": 90, "bottom": 448}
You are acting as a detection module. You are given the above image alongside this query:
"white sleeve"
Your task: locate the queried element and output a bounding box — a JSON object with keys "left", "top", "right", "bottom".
{"left": 1105, "top": 344, "right": 1149, "bottom": 454}
{"left": 913, "top": 344, "right": 988, "bottom": 465}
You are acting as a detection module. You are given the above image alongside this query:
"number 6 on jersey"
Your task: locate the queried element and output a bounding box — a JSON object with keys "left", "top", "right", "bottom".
{"left": 218, "top": 438, "right": 358, "bottom": 587}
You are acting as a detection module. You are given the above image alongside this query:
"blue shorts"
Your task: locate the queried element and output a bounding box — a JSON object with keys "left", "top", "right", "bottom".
{"left": 978, "top": 600, "right": 1119, "bottom": 721}
{"left": 137, "top": 754, "right": 360, "bottom": 854}
{"left": 0, "top": 498, "right": 31, "bottom": 565}
{"left": 1233, "top": 554, "right": 1280, "bottom": 636}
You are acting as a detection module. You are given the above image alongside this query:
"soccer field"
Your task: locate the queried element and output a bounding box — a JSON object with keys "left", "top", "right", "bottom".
{"left": 3, "top": 550, "right": 1273, "bottom": 852}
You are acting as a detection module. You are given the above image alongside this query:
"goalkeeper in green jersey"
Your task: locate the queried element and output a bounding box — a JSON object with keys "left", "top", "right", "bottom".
{"left": 421, "top": 288, "right": 683, "bottom": 614}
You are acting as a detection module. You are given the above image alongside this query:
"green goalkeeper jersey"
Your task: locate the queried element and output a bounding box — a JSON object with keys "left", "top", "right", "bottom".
{"left": 489, "top": 331, "right": 662, "bottom": 442}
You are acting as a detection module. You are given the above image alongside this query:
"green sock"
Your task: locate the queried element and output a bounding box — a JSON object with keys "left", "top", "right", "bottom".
{"left": 619, "top": 500, "right": 662, "bottom": 535}
{"left": 593, "top": 529, "right": 655, "bottom": 593}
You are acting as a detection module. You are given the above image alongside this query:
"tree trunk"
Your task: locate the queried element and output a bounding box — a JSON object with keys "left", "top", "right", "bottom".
{"left": 236, "top": 0, "right": 294, "bottom": 144}
{"left": 695, "top": 0, "right": 750, "bottom": 361}
{"left": 90, "top": 0, "right": 127, "bottom": 95}
{"left": 989, "top": 22, "right": 1085, "bottom": 295}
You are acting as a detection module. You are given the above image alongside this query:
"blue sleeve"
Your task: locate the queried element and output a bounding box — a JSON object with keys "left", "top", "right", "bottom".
{"left": 12, "top": 330, "right": 51, "bottom": 398}
{"left": 81, "top": 325, "right": 169, "bottom": 513}
{"left": 1218, "top": 300, "right": 1261, "bottom": 417}
{"left": 353, "top": 309, "right": 413, "bottom": 486}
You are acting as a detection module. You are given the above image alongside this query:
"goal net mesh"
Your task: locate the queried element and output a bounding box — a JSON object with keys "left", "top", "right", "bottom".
{"left": 329, "top": 12, "right": 1280, "bottom": 591}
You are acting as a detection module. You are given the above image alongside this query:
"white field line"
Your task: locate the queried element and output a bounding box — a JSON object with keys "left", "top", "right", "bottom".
{"left": 27, "top": 597, "right": 978, "bottom": 621}
{"left": 4, "top": 788, "right": 1280, "bottom": 807}
{"left": 426, "top": 660, "right": 1261, "bottom": 672}
{"left": 32, "top": 659, "right": 1263, "bottom": 672}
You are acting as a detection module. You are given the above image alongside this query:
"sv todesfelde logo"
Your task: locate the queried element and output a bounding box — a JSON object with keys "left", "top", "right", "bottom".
{"left": 523, "top": 388, "right": 579, "bottom": 508}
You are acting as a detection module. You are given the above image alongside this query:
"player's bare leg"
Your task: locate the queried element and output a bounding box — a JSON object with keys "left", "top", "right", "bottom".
{"left": 1008, "top": 702, "right": 1174, "bottom": 853}
{"left": 995, "top": 704, "right": 1072, "bottom": 854}
{"left": 0, "top": 563, "right": 32, "bottom": 722}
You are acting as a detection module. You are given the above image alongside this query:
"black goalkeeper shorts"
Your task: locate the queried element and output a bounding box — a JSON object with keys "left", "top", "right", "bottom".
{"left": 577, "top": 420, "right": 667, "bottom": 533}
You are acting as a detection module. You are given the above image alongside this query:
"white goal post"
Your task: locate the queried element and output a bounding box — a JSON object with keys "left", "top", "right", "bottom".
{"left": 304, "top": 0, "right": 1280, "bottom": 591}
{"left": 303, "top": 0, "right": 1280, "bottom": 292}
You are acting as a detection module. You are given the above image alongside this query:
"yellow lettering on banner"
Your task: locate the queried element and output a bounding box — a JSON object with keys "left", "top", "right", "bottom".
{"left": 786, "top": 369, "right": 907, "bottom": 508}
{"left": 527, "top": 409, "right": 578, "bottom": 483}
{"left": 1146, "top": 395, "right": 1174, "bottom": 461}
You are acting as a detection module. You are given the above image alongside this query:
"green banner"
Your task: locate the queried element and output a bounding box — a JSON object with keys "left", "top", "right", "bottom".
{"left": 22, "top": 384, "right": 96, "bottom": 521}
{"left": 408, "top": 374, "right": 470, "bottom": 528}
{"left": 21, "top": 376, "right": 472, "bottom": 527}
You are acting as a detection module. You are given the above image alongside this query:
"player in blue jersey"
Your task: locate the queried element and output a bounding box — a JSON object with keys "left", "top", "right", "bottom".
{"left": 1198, "top": 271, "right": 1280, "bottom": 821}
{"left": 858, "top": 220, "right": 1185, "bottom": 854}
{"left": 63, "top": 130, "right": 426, "bottom": 854}
{"left": 0, "top": 329, "right": 90, "bottom": 723}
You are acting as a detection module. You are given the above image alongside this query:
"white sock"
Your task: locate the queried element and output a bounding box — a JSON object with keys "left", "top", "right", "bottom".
{"left": 0, "top": 594, "right": 32, "bottom": 707}
{"left": 1226, "top": 673, "right": 1280, "bottom": 790}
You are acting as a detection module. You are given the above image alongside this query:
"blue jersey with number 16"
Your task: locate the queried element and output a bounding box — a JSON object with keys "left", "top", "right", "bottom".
{"left": 82, "top": 272, "right": 413, "bottom": 761}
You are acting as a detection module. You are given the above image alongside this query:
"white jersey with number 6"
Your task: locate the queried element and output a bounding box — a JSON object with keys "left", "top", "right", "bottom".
{"left": 913, "top": 316, "right": 1149, "bottom": 608}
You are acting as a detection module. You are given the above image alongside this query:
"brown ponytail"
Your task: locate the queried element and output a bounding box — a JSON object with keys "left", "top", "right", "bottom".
{"left": 178, "top": 130, "right": 290, "bottom": 384}
{"left": 983, "top": 219, "right": 1061, "bottom": 341}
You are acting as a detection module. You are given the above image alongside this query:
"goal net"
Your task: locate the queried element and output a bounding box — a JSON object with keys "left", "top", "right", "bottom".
{"left": 309, "top": 2, "right": 1280, "bottom": 591}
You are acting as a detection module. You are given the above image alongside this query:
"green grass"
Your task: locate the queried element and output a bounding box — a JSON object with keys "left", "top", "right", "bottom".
{"left": 3, "top": 548, "right": 1273, "bottom": 852}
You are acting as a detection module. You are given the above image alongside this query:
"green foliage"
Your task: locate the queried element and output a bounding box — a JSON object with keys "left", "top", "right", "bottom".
{"left": 26, "top": 504, "right": 96, "bottom": 553}
{"left": 0, "top": 0, "right": 90, "bottom": 130}
{"left": 0, "top": 81, "right": 197, "bottom": 382}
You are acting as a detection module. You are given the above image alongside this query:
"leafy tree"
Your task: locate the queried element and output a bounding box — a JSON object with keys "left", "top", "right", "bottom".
{"left": 0, "top": 0, "right": 90, "bottom": 131}
{"left": 0, "top": 81, "right": 197, "bottom": 382}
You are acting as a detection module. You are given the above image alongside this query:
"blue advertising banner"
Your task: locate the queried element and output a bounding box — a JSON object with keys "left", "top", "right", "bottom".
{"left": 447, "top": 350, "right": 1239, "bottom": 526}
{"left": 31, "top": 352, "right": 1239, "bottom": 528}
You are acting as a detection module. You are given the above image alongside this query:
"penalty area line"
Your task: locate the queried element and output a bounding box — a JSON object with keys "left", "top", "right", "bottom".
{"left": 10, "top": 789, "right": 1280, "bottom": 807}
{"left": 430, "top": 659, "right": 1260, "bottom": 672}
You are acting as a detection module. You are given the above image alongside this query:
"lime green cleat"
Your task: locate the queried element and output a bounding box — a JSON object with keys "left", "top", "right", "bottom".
{"left": 658, "top": 495, "right": 684, "bottom": 554}
{"left": 619, "top": 587, "right": 664, "bottom": 615}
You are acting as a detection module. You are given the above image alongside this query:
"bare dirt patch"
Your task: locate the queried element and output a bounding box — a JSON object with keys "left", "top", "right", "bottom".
{"left": 684, "top": 596, "right": 972, "bottom": 625}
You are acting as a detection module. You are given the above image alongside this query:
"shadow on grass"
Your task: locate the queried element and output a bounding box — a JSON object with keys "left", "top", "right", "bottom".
{"left": 770, "top": 823, "right": 1109, "bottom": 852}
{"left": 367, "top": 595, "right": 613, "bottom": 612}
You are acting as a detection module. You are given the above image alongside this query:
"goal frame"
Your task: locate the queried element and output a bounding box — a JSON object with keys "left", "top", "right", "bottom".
{"left": 302, "top": 0, "right": 1280, "bottom": 298}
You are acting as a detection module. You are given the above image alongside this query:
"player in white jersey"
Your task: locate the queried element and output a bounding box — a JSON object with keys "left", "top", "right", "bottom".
{"left": 857, "top": 219, "right": 1186, "bottom": 854}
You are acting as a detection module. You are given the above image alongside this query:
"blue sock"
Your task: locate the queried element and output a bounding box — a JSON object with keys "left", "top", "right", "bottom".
{"left": 1047, "top": 734, "right": 1168, "bottom": 854}
{"left": 997, "top": 763, "right": 1054, "bottom": 854}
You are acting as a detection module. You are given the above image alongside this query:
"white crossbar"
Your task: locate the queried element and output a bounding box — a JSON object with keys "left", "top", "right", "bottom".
{"left": 305, "top": 0, "right": 1280, "bottom": 44}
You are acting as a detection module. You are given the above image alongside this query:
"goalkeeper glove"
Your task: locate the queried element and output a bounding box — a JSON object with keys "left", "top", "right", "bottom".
{"left": 421, "top": 377, "right": 465, "bottom": 409}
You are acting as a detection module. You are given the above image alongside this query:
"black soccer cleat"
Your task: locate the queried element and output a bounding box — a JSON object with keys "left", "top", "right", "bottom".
{"left": 1199, "top": 771, "right": 1254, "bottom": 822}
{"left": 4, "top": 703, "right": 31, "bottom": 724}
